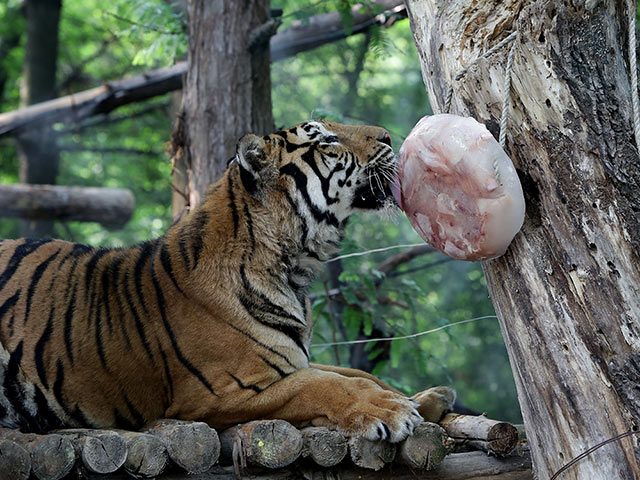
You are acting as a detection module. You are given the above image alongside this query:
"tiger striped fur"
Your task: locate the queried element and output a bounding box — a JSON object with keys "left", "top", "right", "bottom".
{"left": 0, "top": 121, "right": 454, "bottom": 442}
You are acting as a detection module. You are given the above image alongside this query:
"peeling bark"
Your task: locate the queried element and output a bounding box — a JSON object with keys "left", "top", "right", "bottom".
{"left": 405, "top": 1, "right": 640, "bottom": 478}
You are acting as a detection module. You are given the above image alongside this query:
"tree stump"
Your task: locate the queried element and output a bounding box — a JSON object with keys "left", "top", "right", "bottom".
{"left": 0, "top": 439, "right": 31, "bottom": 480}
{"left": 300, "top": 427, "right": 348, "bottom": 467}
{"left": 219, "top": 420, "right": 303, "bottom": 470}
{"left": 0, "top": 429, "right": 75, "bottom": 480}
{"left": 52, "top": 429, "right": 126, "bottom": 474}
{"left": 348, "top": 436, "right": 396, "bottom": 471}
{"left": 440, "top": 414, "right": 519, "bottom": 456}
{"left": 144, "top": 419, "right": 220, "bottom": 474}
{"left": 397, "top": 422, "right": 449, "bottom": 470}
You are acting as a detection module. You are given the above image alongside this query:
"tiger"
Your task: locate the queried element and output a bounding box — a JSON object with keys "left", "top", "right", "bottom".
{"left": 0, "top": 121, "right": 455, "bottom": 442}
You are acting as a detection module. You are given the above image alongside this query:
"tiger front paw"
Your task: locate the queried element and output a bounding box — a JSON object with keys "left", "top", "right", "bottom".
{"left": 314, "top": 378, "right": 423, "bottom": 443}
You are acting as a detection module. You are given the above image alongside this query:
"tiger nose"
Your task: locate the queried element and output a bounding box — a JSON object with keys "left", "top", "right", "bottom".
{"left": 378, "top": 131, "right": 392, "bottom": 147}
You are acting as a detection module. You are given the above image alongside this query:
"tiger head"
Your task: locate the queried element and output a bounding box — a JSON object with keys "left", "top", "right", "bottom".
{"left": 234, "top": 120, "right": 397, "bottom": 226}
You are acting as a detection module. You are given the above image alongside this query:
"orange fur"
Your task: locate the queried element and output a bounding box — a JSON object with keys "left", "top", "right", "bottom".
{"left": 0, "top": 121, "right": 453, "bottom": 440}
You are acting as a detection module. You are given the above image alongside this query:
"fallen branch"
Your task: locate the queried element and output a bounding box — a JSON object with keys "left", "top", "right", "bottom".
{"left": 0, "top": 184, "right": 135, "bottom": 228}
{"left": 0, "top": 1, "right": 405, "bottom": 138}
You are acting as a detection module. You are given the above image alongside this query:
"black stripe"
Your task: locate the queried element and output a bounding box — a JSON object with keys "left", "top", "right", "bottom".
{"left": 52, "top": 360, "right": 66, "bottom": 414}
{"left": 239, "top": 163, "right": 258, "bottom": 195}
{"left": 24, "top": 248, "right": 60, "bottom": 322}
{"left": 122, "top": 272, "right": 155, "bottom": 362}
{"left": 57, "top": 243, "right": 92, "bottom": 271}
{"left": 33, "top": 385, "right": 63, "bottom": 432}
{"left": 239, "top": 265, "right": 304, "bottom": 325}
{"left": 229, "top": 372, "right": 262, "bottom": 393}
{"left": 5, "top": 341, "right": 41, "bottom": 431}
{"left": 178, "top": 228, "right": 191, "bottom": 270}
{"left": 159, "top": 241, "right": 185, "bottom": 295}
{"left": 149, "top": 260, "right": 217, "bottom": 396}
{"left": 134, "top": 242, "right": 154, "bottom": 315}
{"left": 100, "top": 265, "right": 114, "bottom": 332}
{"left": 280, "top": 163, "right": 339, "bottom": 227}
{"left": 35, "top": 307, "right": 55, "bottom": 389}
{"left": 95, "top": 311, "right": 109, "bottom": 371}
{"left": 284, "top": 192, "right": 308, "bottom": 246}
{"left": 300, "top": 147, "right": 338, "bottom": 204}
{"left": 64, "top": 283, "right": 77, "bottom": 365}
{"left": 123, "top": 394, "right": 145, "bottom": 429}
{"left": 236, "top": 293, "right": 309, "bottom": 358}
{"left": 286, "top": 141, "right": 313, "bottom": 153}
{"left": 243, "top": 203, "right": 256, "bottom": 261}
{"left": 158, "top": 347, "right": 174, "bottom": 403}
{"left": 114, "top": 408, "right": 137, "bottom": 431}
{"left": 69, "top": 405, "right": 94, "bottom": 428}
{"left": 0, "top": 239, "right": 52, "bottom": 289}
{"left": 228, "top": 174, "right": 240, "bottom": 237}
{"left": 0, "top": 289, "right": 20, "bottom": 325}
{"left": 84, "top": 249, "right": 110, "bottom": 292}
{"left": 110, "top": 256, "right": 133, "bottom": 350}
{"left": 223, "top": 319, "right": 296, "bottom": 368}
{"left": 190, "top": 210, "right": 209, "bottom": 269}
{"left": 258, "top": 354, "right": 292, "bottom": 378}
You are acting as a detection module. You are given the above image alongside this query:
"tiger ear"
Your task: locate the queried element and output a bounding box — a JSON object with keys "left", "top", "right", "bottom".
{"left": 236, "top": 133, "right": 277, "bottom": 196}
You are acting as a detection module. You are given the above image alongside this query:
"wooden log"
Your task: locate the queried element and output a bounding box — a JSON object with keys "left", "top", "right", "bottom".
{"left": 348, "top": 436, "right": 396, "bottom": 471}
{"left": 300, "top": 427, "right": 348, "bottom": 467}
{"left": 440, "top": 414, "right": 519, "bottom": 456}
{"left": 404, "top": 0, "right": 640, "bottom": 477}
{"left": 0, "top": 439, "right": 31, "bottom": 480}
{"left": 0, "top": 184, "right": 135, "bottom": 228}
{"left": 219, "top": 420, "right": 303, "bottom": 470}
{"left": 397, "top": 422, "right": 449, "bottom": 470}
{"left": 52, "top": 429, "right": 127, "bottom": 474}
{"left": 115, "top": 430, "right": 168, "bottom": 479}
{"left": 0, "top": 428, "right": 75, "bottom": 480}
{"left": 144, "top": 419, "right": 220, "bottom": 474}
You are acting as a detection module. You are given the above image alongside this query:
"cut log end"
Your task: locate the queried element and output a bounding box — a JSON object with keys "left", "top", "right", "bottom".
{"left": 145, "top": 419, "right": 220, "bottom": 474}
{"left": 0, "top": 439, "right": 32, "bottom": 480}
{"left": 118, "top": 431, "right": 168, "bottom": 478}
{"left": 398, "top": 422, "right": 449, "bottom": 470}
{"left": 348, "top": 436, "right": 396, "bottom": 471}
{"left": 219, "top": 420, "right": 303, "bottom": 470}
{"left": 301, "top": 427, "right": 348, "bottom": 467}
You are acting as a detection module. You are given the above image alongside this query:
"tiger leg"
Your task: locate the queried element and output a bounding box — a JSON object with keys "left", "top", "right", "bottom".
{"left": 215, "top": 367, "right": 423, "bottom": 443}
{"left": 310, "top": 363, "right": 455, "bottom": 422}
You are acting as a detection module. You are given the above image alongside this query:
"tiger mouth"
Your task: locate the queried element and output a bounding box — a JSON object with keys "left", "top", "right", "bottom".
{"left": 352, "top": 174, "right": 395, "bottom": 210}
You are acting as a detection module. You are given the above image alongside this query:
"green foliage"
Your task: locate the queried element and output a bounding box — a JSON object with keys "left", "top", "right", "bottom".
{"left": 107, "top": 0, "right": 187, "bottom": 66}
{"left": 0, "top": 0, "right": 522, "bottom": 423}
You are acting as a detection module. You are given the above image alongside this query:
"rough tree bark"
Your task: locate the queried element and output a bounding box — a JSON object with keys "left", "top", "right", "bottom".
{"left": 404, "top": 1, "right": 640, "bottom": 478}
{"left": 17, "top": 0, "right": 62, "bottom": 238}
{"left": 170, "top": 0, "right": 275, "bottom": 211}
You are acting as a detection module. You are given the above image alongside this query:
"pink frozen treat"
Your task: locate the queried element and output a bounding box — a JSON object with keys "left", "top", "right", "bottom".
{"left": 393, "top": 114, "right": 525, "bottom": 261}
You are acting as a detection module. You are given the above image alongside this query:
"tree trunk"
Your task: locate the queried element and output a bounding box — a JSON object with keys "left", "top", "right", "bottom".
{"left": 170, "top": 0, "right": 275, "bottom": 212}
{"left": 17, "top": 0, "right": 62, "bottom": 238}
{"left": 404, "top": 1, "right": 640, "bottom": 478}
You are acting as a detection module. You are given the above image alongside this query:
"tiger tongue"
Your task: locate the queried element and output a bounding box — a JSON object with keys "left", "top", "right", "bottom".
{"left": 395, "top": 114, "right": 526, "bottom": 261}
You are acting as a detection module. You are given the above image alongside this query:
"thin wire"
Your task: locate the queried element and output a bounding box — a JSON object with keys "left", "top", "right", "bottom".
{"left": 443, "top": 31, "right": 518, "bottom": 114}
{"left": 549, "top": 430, "right": 640, "bottom": 480}
{"left": 324, "top": 243, "right": 425, "bottom": 263}
{"left": 629, "top": 0, "right": 640, "bottom": 149}
{"left": 311, "top": 315, "right": 497, "bottom": 348}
